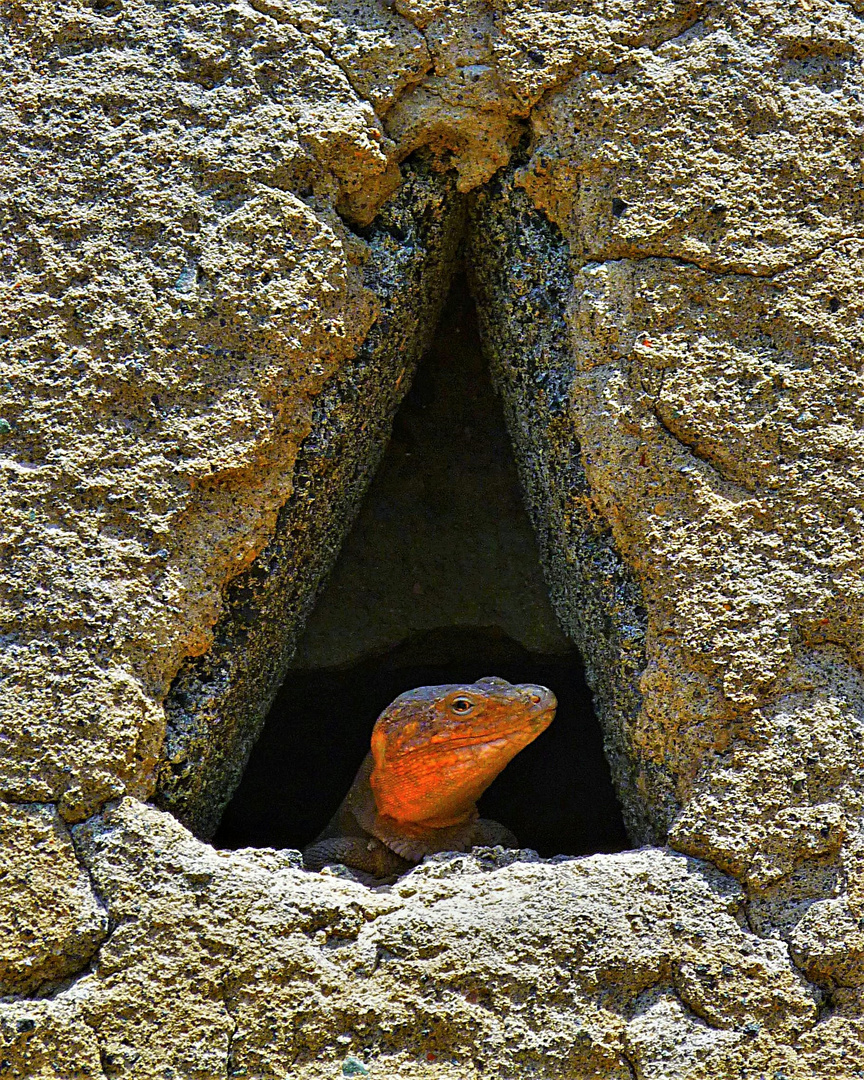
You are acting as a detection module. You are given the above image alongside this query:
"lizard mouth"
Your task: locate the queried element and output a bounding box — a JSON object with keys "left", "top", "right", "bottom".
{"left": 409, "top": 711, "right": 556, "bottom": 754}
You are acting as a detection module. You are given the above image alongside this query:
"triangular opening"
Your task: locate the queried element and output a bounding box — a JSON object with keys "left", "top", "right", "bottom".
{"left": 214, "top": 274, "right": 628, "bottom": 859}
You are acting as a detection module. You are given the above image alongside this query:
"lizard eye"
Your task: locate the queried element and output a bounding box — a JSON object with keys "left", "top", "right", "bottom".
{"left": 450, "top": 696, "right": 475, "bottom": 714}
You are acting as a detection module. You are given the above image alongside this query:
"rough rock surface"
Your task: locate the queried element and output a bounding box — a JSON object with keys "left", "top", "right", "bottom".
{"left": 1, "top": 0, "right": 394, "bottom": 821}
{"left": 0, "top": 798, "right": 830, "bottom": 1078}
{"left": 2, "top": 0, "right": 864, "bottom": 1073}
{"left": 465, "top": 0, "right": 864, "bottom": 1003}
{"left": 0, "top": 803, "right": 107, "bottom": 997}
{"left": 469, "top": 173, "right": 650, "bottom": 844}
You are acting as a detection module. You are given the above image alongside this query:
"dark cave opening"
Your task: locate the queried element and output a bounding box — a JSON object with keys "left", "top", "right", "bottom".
{"left": 214, "top": 275, "right": 629, "bottom": 860}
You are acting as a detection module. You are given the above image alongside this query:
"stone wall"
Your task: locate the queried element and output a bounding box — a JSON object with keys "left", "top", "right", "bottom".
{"left": 2, "top": 0, "right": 864, "bottom": 1075}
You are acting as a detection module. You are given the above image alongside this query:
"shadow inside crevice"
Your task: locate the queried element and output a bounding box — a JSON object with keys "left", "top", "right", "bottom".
{"left": 214, "top": 626, "right": 629, "bottom": 858}
{"left": 213, "top": 275, "right": 629, "bottom": 859}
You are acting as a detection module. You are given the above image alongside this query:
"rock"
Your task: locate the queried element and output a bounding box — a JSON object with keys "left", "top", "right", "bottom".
{"left": 0, "top": 0, "right": 390, "bottom": 819}
{"left": 156, "top": 160, "right": 466, "bottom": 838}
{"left": 54, "top": 798, "right": 819, "bottom": 1078}
{"left": 0, "top": 803, "right": 107, "bottom": 996}
{"left": 0, "top": 996, "right": 102, "bottom": 1080}
{"left": 3, "top": 0, "right": 864, "bottom": 1070}
{"left": 468, "top": 171, "right": 651, "bottom": 842}
{"left": 468, "top": 1, "right": 864, "bottom": 993}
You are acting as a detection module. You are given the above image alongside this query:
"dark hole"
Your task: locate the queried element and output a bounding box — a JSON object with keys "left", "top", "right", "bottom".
{"left": 214, "top": 275, "right": 629, "bottom": 862}
{"left": 611, "top": 197, "right": 628, "bottom": 218}
{"left": 828, "top": 297, "right": 841, "bottom": 313}
{"left": 215, "top": 627, "right": 629, "bottom": 857}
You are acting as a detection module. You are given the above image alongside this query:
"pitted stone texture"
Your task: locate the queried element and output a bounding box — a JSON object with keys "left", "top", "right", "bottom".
{"left": 0, "top": 996, "right": 102, "bottom": 1080}
{"left": 26, "top": 799, "right": 827, "bottom": 1079}
{"left": 468, "top": 175, "right": 650, "bottom": 844}
{"left": 518, "top": 1, "right": 864, "bottom": 274}
{"left": 386, "top": 0, "right": 705, "bottom": 192}
{"left": 468, "top": 0, "right": 864, "bottom": 999}
{"left": 468, "top": 1, "right": 864, "bottom": 1033}
{"left": 250, "top": 0, "right": 431, "bottom": 114}
{"left": 472, "top": 169, "right": 864, "bottom": 992}
{"left": 387, "top": 0, "right": 526, "bottom": 191}
{"left": 566, "top": 249, "right": 864, "bottom": 842}
{"left": 0, "top": 0, "right": 396, "bottom": 819}
{"left": 0, "top": 802, "right": 107, "bottom": 996}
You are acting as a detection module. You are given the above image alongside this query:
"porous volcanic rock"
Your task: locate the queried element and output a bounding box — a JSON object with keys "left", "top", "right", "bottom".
{"left": 1, "top": 0, "right": 394, "bottom": 821}
{"left": 468, "top": 172, "right": 650, "bottom": 843}
{"left": 466, "top": 0, "right": 864, "bottom": 1003}
{"left": 157, "top": 161, "right": 466, "bottom": 838}
{"left": 0, "top": 803, "right": 107, "bottom": 997}
{"left": 0, "top": 798, "right": 827, "bottom": 1078}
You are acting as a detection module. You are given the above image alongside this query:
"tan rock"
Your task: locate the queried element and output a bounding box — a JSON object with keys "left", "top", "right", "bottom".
{"left": 52, "top": 799, "right": 819, "bottom": 1078}
{"left": 3, "top": 0, "right": 864, "bottom": 1070}
{"left": 519, "top": 3, "right": 864, "bottom": 273}
{"left": 1, "top": 0, "right": 384, "bottom": 818}
{"left": 469, "top": 0, "right": 864, "bottom": 1007}
{"left": 0, "top": 803, "right": 107, "bottom": 996}
{"left": 0, "top": 996, "right": 102, "bottom": 1080}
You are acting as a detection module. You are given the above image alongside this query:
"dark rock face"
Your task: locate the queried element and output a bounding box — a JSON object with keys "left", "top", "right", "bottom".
{"left": 156, "top": 162, "right": 466, "bottom": 838}
{"left": 468, "top": 172, "right": 653, "bottom": 843}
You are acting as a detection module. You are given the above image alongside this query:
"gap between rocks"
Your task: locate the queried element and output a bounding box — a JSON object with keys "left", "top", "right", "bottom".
{"left": 215, "top": 275, "right": 629, "bottom": 857}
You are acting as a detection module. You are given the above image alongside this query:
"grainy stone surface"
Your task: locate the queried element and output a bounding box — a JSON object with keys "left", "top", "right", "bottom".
{"left": 3, "top": 0, "right": 864, "bottom": 1072}
{"left": 0, "top": 803, "right": 107, "bottom": 997}
{"left": 468, "top": 174, "right": 651, "bottom": 843}
{"left": 0, "top": 995, "right": 102, "bottom": 1080}
{"left": 0, "top": 0, "right": 393, "bottom": 821}
{"left": 467, "top": 0, "right": 864, "bottom": 1005}
{"left": 12, "top": 798, "right": 819, "bottom": 1078}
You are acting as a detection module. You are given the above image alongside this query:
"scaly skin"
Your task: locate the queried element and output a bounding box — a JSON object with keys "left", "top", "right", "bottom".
{"left": 303, "top": 676, "right": 556, "bottom": 882}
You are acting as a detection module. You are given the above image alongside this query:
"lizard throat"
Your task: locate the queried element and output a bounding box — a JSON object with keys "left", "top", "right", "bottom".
{"left": 370, "top": 731, "right": 538, "bottom": 827}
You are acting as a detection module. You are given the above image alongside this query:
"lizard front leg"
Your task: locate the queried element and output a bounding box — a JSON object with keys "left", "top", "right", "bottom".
{"left": 473, "top": 818, "right": 519, "bottom": 849}
{"left": 303, "top": 836, "right": 413, "bottom": 880}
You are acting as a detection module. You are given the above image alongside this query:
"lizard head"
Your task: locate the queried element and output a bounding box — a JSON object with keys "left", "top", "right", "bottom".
{"left": 369, "top": 676, "right": 556, "bottom": 829}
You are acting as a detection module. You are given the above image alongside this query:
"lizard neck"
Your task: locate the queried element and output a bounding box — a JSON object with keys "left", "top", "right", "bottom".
{"left": 348, "top": 755, "right": 480, "bottom": 862}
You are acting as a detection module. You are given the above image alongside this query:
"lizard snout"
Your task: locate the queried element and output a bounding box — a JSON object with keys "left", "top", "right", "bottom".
{"left": 523, "top": 684, "right": 556, "bottom": 709}
{"left": 522, "top": 685, "right": 557, "bottom": 730}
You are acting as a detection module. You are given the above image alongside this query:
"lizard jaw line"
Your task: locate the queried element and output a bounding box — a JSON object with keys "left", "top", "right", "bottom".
{"left": 404, "top": 709, "right": 556, "bottom": 755}
{"left": 404, "top": 730, "right": 535, "bottom": 754}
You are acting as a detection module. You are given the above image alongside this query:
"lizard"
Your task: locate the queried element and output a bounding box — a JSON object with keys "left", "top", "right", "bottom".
{"left": 303, "top": 676, "right": 556, "bottom": 881}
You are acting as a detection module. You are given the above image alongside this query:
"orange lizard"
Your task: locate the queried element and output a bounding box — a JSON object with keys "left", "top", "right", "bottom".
{"left": 303, "top": 676, "right": 556, "bottom": 881}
